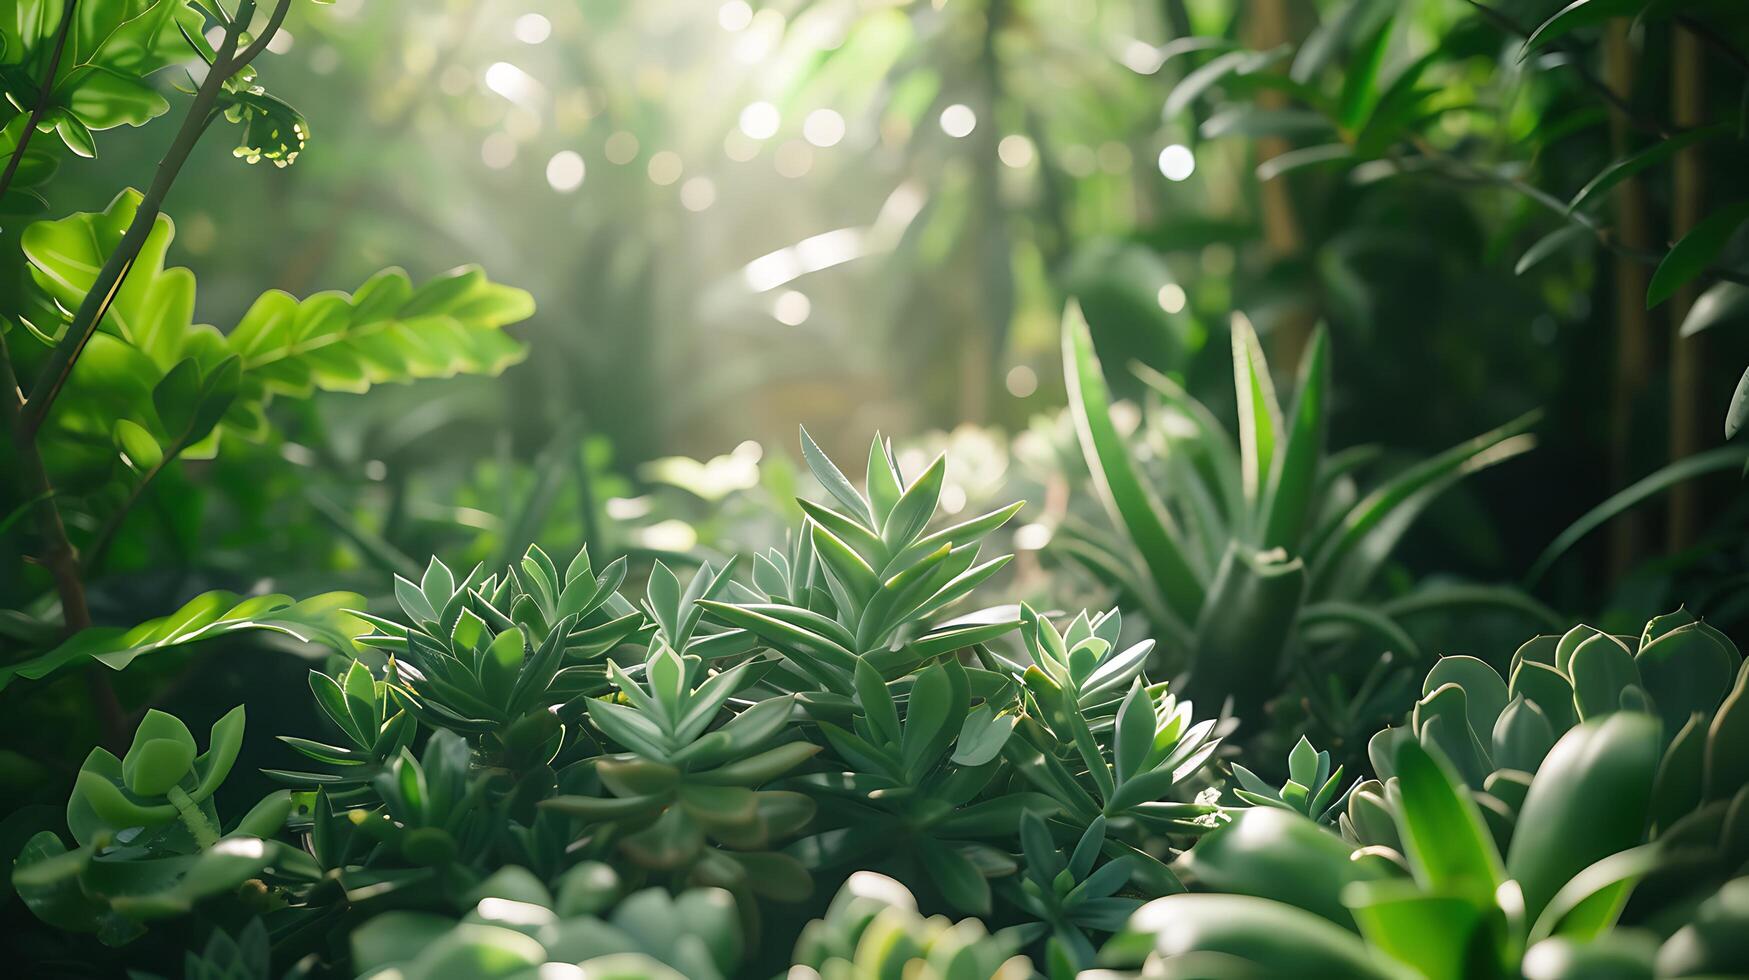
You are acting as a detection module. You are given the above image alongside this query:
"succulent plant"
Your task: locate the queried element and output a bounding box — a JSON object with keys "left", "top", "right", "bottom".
{"left": 786, "top": 654, "right": 1048, "bottom": 916}
{"left": 263, "top": 659, "right": 416, "bottom": 804}
{"left": 351, "top": 729, "right": 496, "bottom": 871}
{"left": 349, "top": 862, "right": 744, "bottom": 980}
{"left": 11, "top": 707, "right": 306, "bottom": 945}
{"left": 1228, "top": 735, "right": 1355, "bottom": 825}
{"left": 1003, "top": 604, "right": 1223, "bottom": 842}
{"left": 540, "top": 634, "right": 818, "bottom": 900}
{"left": 701, "top": 429, "right": 1023, "bottom": 699}
{"left": 1103, "top": 717, "right": 1749, "bottom": 979}
{"left": 791, "top": 871, "right": 1035, "bottom": 980}
{"left": 352, "top": 547, "right": 646, "bottom": 765}
{"left": 1001, "top": 812, "right": 1146, "bottom": 974}
{"left": 1061, "top": 303, "right": 1542, "bottom": 730}
{"left": 1349, "top": 609, "right": 1749, "bottom": 855}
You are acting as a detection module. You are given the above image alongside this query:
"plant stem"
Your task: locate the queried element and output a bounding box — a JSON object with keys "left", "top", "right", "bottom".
{"left": 0, "top": 327, "right": 124, "bottom": 748}
{"left": 166, "top": 785, "right": 221, "bottom": 849}
{"left": 0, "top": 0, "right": 77, "bottom": 205}
{"left": 0, "top": 0, "right": 288, "bottom": 747}
{"left": 20, "top": 0, "right": 293, "bottom": 436}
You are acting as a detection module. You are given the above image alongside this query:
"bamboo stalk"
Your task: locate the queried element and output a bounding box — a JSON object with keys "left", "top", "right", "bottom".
{"left": 1603, "top": 20, "right": 1655, "bottom": 580}
{"left": 1245, "top": 0, "right": 1313, "bottom": 369}
{"left": 1666, "top": 23, "right": 1706, "bottom": 550}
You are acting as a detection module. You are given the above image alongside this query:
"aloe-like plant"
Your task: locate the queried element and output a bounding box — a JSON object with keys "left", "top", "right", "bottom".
{"left": 1061, "top": 302, "right": 1541, "bottom": 728}
{"left": 1104, "top": 719, "right": 1749, "bottom": 978}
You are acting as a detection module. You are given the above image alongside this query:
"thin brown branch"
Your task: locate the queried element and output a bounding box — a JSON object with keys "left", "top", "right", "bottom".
{"left": 0, "top": 0, "right": 77, "bottom": 203}
{"left": 0, "top": 326, "right": 125, "bottom": 748}
{"left": 19, "top": 0, "right": 267, "bottom": 435}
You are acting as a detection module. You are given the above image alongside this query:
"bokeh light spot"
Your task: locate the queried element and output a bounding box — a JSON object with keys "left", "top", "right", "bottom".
{"left": 997, "top": 134, "right": 1034, "bottom": 168}
{"left": 1158, "top": 144, "right": 1196, "bottom": 181}
{"left": 939, "top": 104, "right": 976, "bottom": 138}
{"left": 681, "top": 177, "right": 717, "bottom": 211}
{"left": 740, "top": 101, "right": 781, "bottom": 140}
{"left": 546, "top": 151, "right": 585, "bottom": 191}
{"left": 774, "top": 290, "right": 811, "bottom": 325}
{"left": 513, "top": 13, "right": 551, "bottom": 44}
{"left": 647, "top": 150, "right": 683, "bottom": 185}
{"left": 803, "top": 109, "right": 846, "bottom": 148}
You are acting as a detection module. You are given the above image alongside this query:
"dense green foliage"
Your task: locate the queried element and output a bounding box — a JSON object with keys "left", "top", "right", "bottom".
{"left": 4, "top": 0, "right": 1749, "bottom": 978}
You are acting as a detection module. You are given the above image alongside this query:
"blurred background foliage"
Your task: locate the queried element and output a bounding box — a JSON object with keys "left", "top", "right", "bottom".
{"left": 5, "top": 0, "right": 1749, "bottom": 761}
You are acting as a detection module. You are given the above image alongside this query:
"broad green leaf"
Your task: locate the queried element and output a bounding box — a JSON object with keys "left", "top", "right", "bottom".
{"left": 1115, "top": 894, "right": 1404, "bottom": 978}
{"left": 1390, "top": 739, "right": 1504, "bottom": 896}
{"left": 1507, "top": 714, "right": 1661, "bottom": 923}
{"left": 1344, "top": 879, "right": 1492, "bottom": 980}
{"left": 1182, "top": 808, "right": 1382, "bottom": 926}
{"left": 113, "top": 417, "right": 162, "bottom": 471}
{"left": 0, "top": 591, "right": 365, "bottom": 690}
{"left": 1422, "top": 657, "right": 1508, "bottom": 751}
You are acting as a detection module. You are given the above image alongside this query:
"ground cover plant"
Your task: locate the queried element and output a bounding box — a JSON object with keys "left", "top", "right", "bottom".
{"left": 4, "top": 0, "right": 1749, "bottom": 978}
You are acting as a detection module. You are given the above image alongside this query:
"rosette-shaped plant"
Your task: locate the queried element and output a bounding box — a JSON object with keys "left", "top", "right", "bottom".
{"left": 700, "top": 429, "right": 1022, "bottom": 699}
{"left": 1003, "top": 606, "right": 1223, "bottom": 861}
{"left": 787, "top": 654, "right": 1046, "bottom": 916}
{"left": 1000, "top": 812, "right": 1146, "bottom": 973}
{"left": 353, "top": 547, "right": 646, "bottom": 767}
{"left": 1346, "top": 609, "right": 1748, "bottom": 855}
{"left": 12, "top": 707, "right": 304, "bottom": 945}
{"left": 541, "top": 635, "right": 819, "bottom": 903}
{"left": 792, "top": 871, "right": 1034, "bottom": 980}
{"left": 71, "top": 707, "right": 248, "bottom": 848}
{"left": 1105, "top": 717, "right": 1749, "bottom": 978}
{"left": 1227, "top": 735, "right": 1355, "bottom": 825}
{"left": 264, "top": 659, "right": 416, "bottom": 804}
{"left": 1062, "top": 305, "right": 1539, "bottom": 725}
